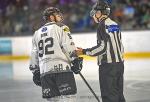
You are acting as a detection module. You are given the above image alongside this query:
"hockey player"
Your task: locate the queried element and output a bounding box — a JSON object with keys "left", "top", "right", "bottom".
{"left": 29, "top": 7, "right": 82, "bottom": 102}
{"left": 76, "top": 1, "right": 126, "bottom": 102}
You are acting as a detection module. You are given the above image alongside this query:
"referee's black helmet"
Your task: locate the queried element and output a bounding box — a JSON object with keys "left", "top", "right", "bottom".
{"left": 90, "top": 1, "right": 110, "bottom": 17}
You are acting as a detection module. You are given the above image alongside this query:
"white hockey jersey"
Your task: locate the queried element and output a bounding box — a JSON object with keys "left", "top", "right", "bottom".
{"left": 30, "top": 22, "right": 76, "bottom": 74}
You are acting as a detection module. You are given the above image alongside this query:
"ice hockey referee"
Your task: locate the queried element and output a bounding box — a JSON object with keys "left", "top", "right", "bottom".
{"left": 76, "top": 1, "right": 126, "bottom": 102}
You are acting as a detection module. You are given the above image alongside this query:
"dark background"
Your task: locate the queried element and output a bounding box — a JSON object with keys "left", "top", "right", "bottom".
{"left": 0, "top": 0, "right": 150, "bottom": 36}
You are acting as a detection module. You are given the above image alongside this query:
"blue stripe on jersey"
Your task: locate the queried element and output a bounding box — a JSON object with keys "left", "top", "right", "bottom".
{"left": 107, "top": 25, "right": 120, "bottom": 33}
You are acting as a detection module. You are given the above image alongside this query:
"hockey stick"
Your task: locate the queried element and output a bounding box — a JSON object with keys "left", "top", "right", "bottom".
{"left": 63, "top": 51, "right": 100, "bottom": 101}
{"left": 79, "top": 72, "right": 100, "bottom": 102}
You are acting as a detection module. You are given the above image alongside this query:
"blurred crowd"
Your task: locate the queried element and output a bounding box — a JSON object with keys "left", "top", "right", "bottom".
{"left": 0, "top": 0, "right": 150, "bottom": 36}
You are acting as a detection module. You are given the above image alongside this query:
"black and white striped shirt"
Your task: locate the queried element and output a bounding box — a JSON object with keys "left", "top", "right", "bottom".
{"left": 83, "top": 18, "right": 124, "bottom": 65}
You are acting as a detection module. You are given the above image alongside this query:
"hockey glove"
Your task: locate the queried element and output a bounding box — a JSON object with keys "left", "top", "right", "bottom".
{"left": 71, "top": 57, "right": 83, "bottom": 74}
{"left": 33, "top": 70, "right": 41, "bottom": 87}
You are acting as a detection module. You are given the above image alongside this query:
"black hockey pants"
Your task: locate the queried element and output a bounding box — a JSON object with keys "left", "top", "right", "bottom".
{"left": 99, "top": 62, "right": 126, "bottom": 102}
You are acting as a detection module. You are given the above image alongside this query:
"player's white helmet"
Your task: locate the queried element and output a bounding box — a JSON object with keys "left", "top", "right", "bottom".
{"left": 90, "top": 1, "right": 110, "bottom": 17}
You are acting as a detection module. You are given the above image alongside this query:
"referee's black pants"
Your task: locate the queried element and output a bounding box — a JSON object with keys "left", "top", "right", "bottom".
{"left": 99, "top": 62, "right": 126, "bottom": 102}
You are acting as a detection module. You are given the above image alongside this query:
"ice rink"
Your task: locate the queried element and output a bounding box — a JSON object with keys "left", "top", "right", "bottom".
{"left": 0, "top": 59, "right": 150, "bottom": 102}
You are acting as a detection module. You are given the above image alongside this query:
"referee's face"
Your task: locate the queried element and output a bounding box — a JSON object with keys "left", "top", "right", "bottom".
{"left": 93, "top": 11, "right": 102, "bottom": 23}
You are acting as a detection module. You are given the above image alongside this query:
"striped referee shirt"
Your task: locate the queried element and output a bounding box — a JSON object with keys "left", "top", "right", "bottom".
{"left": 83, "top": 18, "right": 124, "bottom": 65}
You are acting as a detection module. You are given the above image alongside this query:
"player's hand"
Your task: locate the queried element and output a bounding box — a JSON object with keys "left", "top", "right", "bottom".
{"left": 76, "top": 47, "right": 84, "bottom": 56}
{"left": 71, "top": 57, "right": 83, "bottom": 74}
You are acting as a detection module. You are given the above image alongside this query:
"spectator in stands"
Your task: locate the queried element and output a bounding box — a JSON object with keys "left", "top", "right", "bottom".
{"left": 142, "top": 9, "right": 150, "bottom": 29}
{"left": 0, "top": 0, "right": 150, "bottom": 36}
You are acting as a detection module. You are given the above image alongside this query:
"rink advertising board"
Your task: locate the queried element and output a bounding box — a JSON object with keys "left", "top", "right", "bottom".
{"left": 0, "top": 30, "right": 150, "bottom": 60}
{"left": 0, "top": 39, "right": 12, "bottom": 55}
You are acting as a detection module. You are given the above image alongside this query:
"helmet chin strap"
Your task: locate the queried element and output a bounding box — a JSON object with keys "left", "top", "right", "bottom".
{"left": 96, "top": 16, "right": 100, "bottom": 23}
{"left": 52, "top": 14, "right": 57, "bottom": 22}
{"left": 54, "top": 16, "right": 57, "bottom": 22}
{"left": 96, "top": 14, "right": 107, "bottom": 23}
{"left": 94, "top": 14, "right": 101, "bottom": 23}
{"left": 53, "top": 13, "right": 63, "bottom": 23}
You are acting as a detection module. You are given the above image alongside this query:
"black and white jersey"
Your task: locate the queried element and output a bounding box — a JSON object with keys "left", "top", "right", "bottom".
{"left": 30, "top": 22, "right": 76, "bottom": 74}
{"left": 83, "top": 18, "right": 124, "bottom": 65}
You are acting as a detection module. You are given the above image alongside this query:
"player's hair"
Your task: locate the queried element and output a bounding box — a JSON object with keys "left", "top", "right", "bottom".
{"left": 43, "top": 7, "right": 61, "bottom": 21}
{"left": 90, "top": 1, "right": 110, "bottom": 17}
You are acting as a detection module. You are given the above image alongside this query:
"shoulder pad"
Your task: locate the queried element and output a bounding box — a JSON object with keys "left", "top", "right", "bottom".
{"left": 56, "top": 23, "right": 70, "bottom": 33}
{"left": 55, "top": 22, "right": 65, "bottom": 27}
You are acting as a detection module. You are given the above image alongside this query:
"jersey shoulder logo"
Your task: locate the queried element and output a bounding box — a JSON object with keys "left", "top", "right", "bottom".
{"left": 41, "top": 27, "right": 47, "bottom": 32}
{"left": 63, "top": 27, "right": 70, "bottom": 33}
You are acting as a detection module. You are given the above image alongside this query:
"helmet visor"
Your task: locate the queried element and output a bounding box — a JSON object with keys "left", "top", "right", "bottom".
{"left": 90, "top": 9, "right": 96, "bottom": 17}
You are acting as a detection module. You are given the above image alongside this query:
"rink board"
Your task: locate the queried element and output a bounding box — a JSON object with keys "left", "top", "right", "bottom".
{"left": 0, "top": 30, "right": 150, "bottom": 60}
